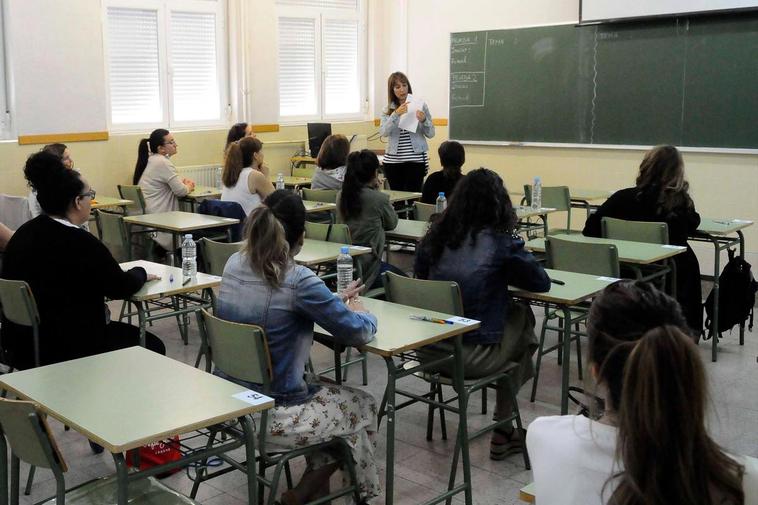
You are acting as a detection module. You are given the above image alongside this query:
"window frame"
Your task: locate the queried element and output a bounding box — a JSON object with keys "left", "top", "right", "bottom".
{"left": 102, "top": 0, "right": 229, "bottom": 133}
{"left": 276, "top": 0, "right": 367, "bottom": 124}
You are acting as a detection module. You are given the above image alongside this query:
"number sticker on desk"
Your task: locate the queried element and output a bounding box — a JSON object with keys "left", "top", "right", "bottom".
{"left": 446, "top": 316, "right": 480, "bottom": 326}
{"left": 233, "top": 390, "right": 272, "bottom": 406}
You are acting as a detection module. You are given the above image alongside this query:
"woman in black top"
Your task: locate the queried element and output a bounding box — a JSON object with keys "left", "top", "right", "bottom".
{"left": 421, "top": 140, "right": 465, "bottom": 204}
{"left": 1, "top": 152, "right": 165, "bottom": 370}
{"left": 583, "top": 145, "right": 703, "bottom": 337}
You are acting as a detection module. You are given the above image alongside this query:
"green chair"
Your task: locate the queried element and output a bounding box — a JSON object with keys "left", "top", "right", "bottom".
{"left": 601, "top": 217, "right": 668, "bottom": 245}
{"left": 117, "top": 184, "right": 147, "bottom": 216}
{"left": 304, "top": 222, "right": 351, "bottom": 244}
{"left": 0, "top": 279, "right": 40, "bottom": 369}
{"left": 523, "top": 185, "right": 577, "bottom": 235}
{"left": 197, "top": 238, "right": 243, "bottom": 276}
{"left": 530, "top": 236, "right": 620, "bottom": 402}
{"left": 0, "top": 397, "right": 199, "bottom": 505}
{"left": 192, "top": 310, "right": 361, "bottom": 505}
{"left": 94, "top": 210, "right": 129, "bottom": 263}
{"left": 301, "top": 188, "right": 337, "bottom": 203}
{"left": 382, "top": 272, "right": 530, "bottom": 469}
{"left": 412, "top": 202, "right": 436, "bottom": 222}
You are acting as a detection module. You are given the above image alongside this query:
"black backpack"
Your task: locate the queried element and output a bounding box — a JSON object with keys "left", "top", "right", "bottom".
{"left": 703, "top": 249, "right": 758, "bottom": 340}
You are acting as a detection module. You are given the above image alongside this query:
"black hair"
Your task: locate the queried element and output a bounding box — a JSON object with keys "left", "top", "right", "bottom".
{"left": 24, "top": 151, "right": 84, "bottom": 216}
{"left": 339, "top": 150, "right": 380, "bottom": 221}
{"left": 225, "top": 122, "right": 249, "bottom": 152}
{"left": 438, "top": 140, "right": 465, "bottom": 178}
{"left": 42, "top": 143, "right": 68, "bottom": 159}
{"left": 133, "top": 128, "right": 170, "bottom": 184}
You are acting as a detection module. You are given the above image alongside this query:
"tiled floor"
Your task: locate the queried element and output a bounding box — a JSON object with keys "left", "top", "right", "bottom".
{"left": 10, "top": 293, "right": 758, "bottom": 505}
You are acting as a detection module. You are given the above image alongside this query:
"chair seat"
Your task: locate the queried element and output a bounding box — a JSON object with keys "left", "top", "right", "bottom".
{"left": 37, "top": 474, "right": 200, "bottom": 504}
{"left": 546, "top": 228, "right": 583, "bottom": 236}
{"left": 403, "top": 360, "right": 519, "bottom": 386}
{"left": 547, "top": 307, "right": 588, "bottom": 321}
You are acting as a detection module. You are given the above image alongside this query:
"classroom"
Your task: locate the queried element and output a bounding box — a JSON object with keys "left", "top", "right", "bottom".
{"left": 0, "top": 0, "right": 756, "bottom": 504}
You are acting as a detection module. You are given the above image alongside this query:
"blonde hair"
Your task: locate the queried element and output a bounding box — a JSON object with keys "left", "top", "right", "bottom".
{"left": 241, "top": 206, "right": 290, "bottom": 287}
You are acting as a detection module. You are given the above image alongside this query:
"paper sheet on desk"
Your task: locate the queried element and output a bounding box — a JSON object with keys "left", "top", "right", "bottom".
{"left": 398, "top": 94, "right": 424, "bottom": 132}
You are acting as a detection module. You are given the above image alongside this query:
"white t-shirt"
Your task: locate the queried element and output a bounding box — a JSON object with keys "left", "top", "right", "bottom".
{"left": 527, "top": 415, "right": 758, "bottom": 505}
{"left": 221, "top": 166, "right": 261, "bottom": 215}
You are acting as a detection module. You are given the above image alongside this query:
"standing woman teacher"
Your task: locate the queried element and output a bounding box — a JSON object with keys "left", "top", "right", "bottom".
{"left": 380, "top": 71, "right": 435, "bottom": 192}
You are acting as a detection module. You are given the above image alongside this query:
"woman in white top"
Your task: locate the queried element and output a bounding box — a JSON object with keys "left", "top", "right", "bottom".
{"left": 133, "top": 129, "right": 195, "bottom": 251}
{"left": 220, "top": 137, "right": 274, "bottom": 216}
{"left": 527, "top": 281, "right": 756, "bottom": 505}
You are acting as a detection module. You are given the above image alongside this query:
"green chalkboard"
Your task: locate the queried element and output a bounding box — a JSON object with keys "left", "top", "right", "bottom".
{"left": 449, "top": 12, "right": 758, "bottom": 149}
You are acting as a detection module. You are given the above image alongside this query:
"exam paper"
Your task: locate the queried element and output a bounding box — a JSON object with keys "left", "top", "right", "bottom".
{"left": 398, "top": 94, "right": 424, "bottom": 132}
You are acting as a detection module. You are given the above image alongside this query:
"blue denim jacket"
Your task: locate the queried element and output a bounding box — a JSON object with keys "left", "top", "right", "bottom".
{"left": 216, "top": 252, "right": 377, "bottom": 405}
{"left": 380, "top": 102, "right": 435, "bottom": 155}
{"left": 415, "top": 229, "right": 550, "bottom": 345}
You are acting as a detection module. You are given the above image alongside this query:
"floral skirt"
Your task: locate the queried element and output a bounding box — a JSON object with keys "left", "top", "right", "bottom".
{"left": 265, "top": 383, "right": 381, "bottom": 503}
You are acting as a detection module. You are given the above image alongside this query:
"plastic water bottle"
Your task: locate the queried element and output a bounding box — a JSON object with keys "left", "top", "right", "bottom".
{"left": 336, "top": 246, "right": 353, "bottom": 294}
{"left": 181, "top": 234, "right": 197, "bottom": 280}
{"left": 276, "top": 173, "right": 286, "bottom": 190}
{"left": 215, "top": 167, "right": 223, "bottom": 189}
{"left": 435, "top": 192, "right": 447, "bottom": 213}
{"left": 531, "top": 176, "right": 542, "bottom": 210}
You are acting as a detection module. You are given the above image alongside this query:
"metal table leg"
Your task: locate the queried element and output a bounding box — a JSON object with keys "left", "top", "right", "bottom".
{"left": 240, "top": 415, "right": 258, "bottom": 505}
{"left": 137, "top": 301, "right": 147, "bottom": 347}
{"left": 382, "top": 356, "right": 397, "bottom": 504}
{"left": 113, "top": 452, "right": 129, "bottom": 505}
{"left": 560, "top": 305, "right": 572, "bottom": 414}
{"left": 451, "top": 335, "right": 472, "bottom": 505}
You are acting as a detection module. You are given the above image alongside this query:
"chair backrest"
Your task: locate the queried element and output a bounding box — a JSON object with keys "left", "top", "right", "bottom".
{"left": 383, "top": 272, "right": 464, "bottom": 316}
{"left": 302, "top": 188, "right": 338, "bottom": 204}
{"left": 200, "top": 309, "right": 272, "bottom": 386}
{"left": 0, "top": 279, "right": 41, "bottom": 367}
{"left": 117, "top": 185, "right": 147, "bottom": 215}
{"left": 523, "top": 185, "right": 572, "bottom": 229}
{"left": 304, "top": 222, "right": 352, "bottom": 244}
{"left": 546, "top": 236, "right": 620, "bottom": 278}
{"left": 0, "top": 398, "right": 67, "bottom": 472}
{"left": 601, "top": 217, "right": 669, "bottom": 245}
{"left": 198, "top": 238, "right": 243, "bottom": 276}
{"left": 413, "top": 202, "right": 436, "bottom": 222}
{"left": 95, "top": 210, "right": 129, "bottom": 262}
{"left": 0, "top": 194, "right": 33, "bottom": 230}
{"left": 197, "top": 200, "right": 246, "bottom": 242}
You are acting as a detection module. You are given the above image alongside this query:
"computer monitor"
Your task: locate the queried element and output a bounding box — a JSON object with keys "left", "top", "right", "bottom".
{"left": 307, "top": 123, "right": 332, "bottom": 158}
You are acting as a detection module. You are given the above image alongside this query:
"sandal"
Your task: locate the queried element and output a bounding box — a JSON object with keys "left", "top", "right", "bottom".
{"left": 490, "top": 427, "right": 526, "bottom": 460}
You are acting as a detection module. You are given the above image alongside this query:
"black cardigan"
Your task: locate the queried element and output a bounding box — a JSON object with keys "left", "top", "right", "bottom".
{"left": 1, "top": 216, "right": 147, "bottom": 369}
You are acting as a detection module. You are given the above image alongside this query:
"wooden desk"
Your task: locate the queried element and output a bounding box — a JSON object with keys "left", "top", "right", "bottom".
{"left": 123, "top": 211, "right": 239, "bottom": 264}
{"left": 519, "top": 483, "right": 535, "bottom": 503}
{"left": 294, "top": 238, "right": 371, "bottom": 267}
{"left": 526, "top": 234, "right": 686, "bottom": 265}
{"left": 0, "top": 347, "right": 273, "bottom": 505}
{"left": 271, "top": 175, "right": 312, "bottom": 190}
{"left": 381, "top": 189, "right": 422, "bottom": 203}
{"left": 386, "top": 219, "right": 429, "bottom": 243}
{"left": 90, "top": 196, "right": 133, "bottom": 212}
{"left": 317, "top": 297, "right": 480, "bottom": 505}
{"left": 512, "top": 187, "right": 612, "bottom": 217}
{"left": 303, "top": 200, "right": 336, "bottom": 214}
{"left": 122, "top": 260, "right": 221, "bottom": 346}
{"left": 182, "top": 185, "right": 222, "bottom": 211}
{"left": 690, "top": 218, "right": 754, "bottom": 361}
{"left": 515, "top": 205, "right": 559, "bottom": 236}
{"left": 511, "top": 269, "right": 618, "bottom": 413}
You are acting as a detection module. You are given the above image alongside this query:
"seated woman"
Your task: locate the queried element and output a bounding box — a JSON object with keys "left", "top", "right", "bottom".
{"left": 223, "top": 122, "right": 254, "bottom": 157}
{"left": 310, "top": 134, "right": 350, "bottom": 190}
{"left": 527, "top": 281, "right": 757, "bottom": 504}
{"left": 1, "top": 151, "right": 165, "bottom": 370}
{"left": 215, "top": 190, "right": 380, "bottom": 505}
{"left": 415, "top": 168, "right": 550, "bottom": 459}
{"left": 583, "top": 145, "right": 703, "bottom": 337}
{"left": 337, "top": 149, "right": 399, "bottom": 289}
{"left": 420, "top": 140, "right": 465, "bottom": 204}
{"left": 133, "top": 129, "right": 195, "bottom": 252}
{"left": 220, "top": 137, "right": 274, "bottom": 215}
{"left": 28, "top": 143, "right": 74, "bottom": 218}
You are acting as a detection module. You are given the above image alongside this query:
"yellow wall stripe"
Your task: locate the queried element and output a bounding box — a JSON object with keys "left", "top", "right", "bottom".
{"left": 252, "top": 124, "right": 280, "bottom": 133}
{"left": 18, "top": 131, "right": 109, "bottom": 145}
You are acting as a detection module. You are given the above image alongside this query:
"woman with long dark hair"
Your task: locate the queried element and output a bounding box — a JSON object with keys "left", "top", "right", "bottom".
{"left": 528, "top": 281, "right": 756, "bottom": 504}
{"left": 415, "top": 168, "right": 550, "bottom": 459}
{"left": 337, "top": 149, "right": 399, "bottom": 289}
{"left": 379, "top": 71, "right": 435, "bottom": 191}
{"left": 216, "top": 190, "right": 381, "bottom": 504}
{"left": 223, "top": 122, "right": 254, "bottom": 156}
{"left": 420, "top": 140, "right": 465, "bottom": 204}
{"left": 583, "top": 145, "right": 703, "bottom": 337}
{"left": 220, "top": 136, "right": 274, "bottom": 215}
{"left": 133, "top": 129, "right": 195, "bottom": 251}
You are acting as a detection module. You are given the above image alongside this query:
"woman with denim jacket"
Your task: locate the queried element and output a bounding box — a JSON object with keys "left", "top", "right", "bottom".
{"left": 379, "top": 71, "right": 435, "bottom": 192}
{"left": 216, "top": 190, "right": 381, "bottom": 505}
{"left": 415, "top": 168, "right": 550, "bottom": 461}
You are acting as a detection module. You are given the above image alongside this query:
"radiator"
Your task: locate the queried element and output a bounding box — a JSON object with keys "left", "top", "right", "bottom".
{"left": 177, "top": 164, "right": 221, "bottom": 188}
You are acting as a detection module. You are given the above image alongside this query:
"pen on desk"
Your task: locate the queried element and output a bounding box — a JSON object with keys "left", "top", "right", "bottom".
{"left": 169, "top": 274, "right": 174, "bottom": 284}
{"left": 410, "top": 315, "right": 453, "bottom": 325}
{"left": 714, "top": 220, "right": 733, "bottom": 225}
{"left": 550, "top": 278, "right": 565, "bottom": 285}
{"left": 182, "top": 277, "right": 192, "bottom": 286}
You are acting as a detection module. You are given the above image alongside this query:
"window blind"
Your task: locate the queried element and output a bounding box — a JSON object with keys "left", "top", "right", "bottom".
{"left": 278, "top": 17, "right": 318, "bottom": 117}
{"left": 106, "top": 7, "right": 163, "bottom": 124}
{"left": 277, "top": 0, "right": 357, "bottom": 9}
{"left": 323, "top": 18, "right": 359, "bottom": 115}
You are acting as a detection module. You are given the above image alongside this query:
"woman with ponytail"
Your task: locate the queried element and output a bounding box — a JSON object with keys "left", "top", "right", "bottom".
{"left": 527, "top": 281, "right": 757, "bottom": 505}
{"left": 133, "top": 129, "right": 195, "bottom": 251}
{"left": 1, "top": 152, "right": 165, "bottom": 370}
{"left": 220, "top": 136, "right": 274, "bottom": 215}
{"left": 216, "top": 190, "right": 381, "bottom": 504}
{"left": 337, "top": 149, "right": 399, "bottom": 289}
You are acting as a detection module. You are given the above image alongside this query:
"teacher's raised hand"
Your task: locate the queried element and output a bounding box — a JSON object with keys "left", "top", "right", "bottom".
{"left": 395, "top": 102, "right": 409, "bottom": 116}
{"left": 416, "top": 109, "right": 426, "bottom": 122}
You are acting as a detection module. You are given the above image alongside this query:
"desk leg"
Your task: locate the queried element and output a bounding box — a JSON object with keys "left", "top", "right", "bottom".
{"left": 0, "top": 429, "right": 7, "bottom": 505}
{"left": 240, "top": 415, "right": 258, "bottom": 505}
{"left": 170, "top": 233, "right": 179, "bottom": 266}
{"left": 126, "top": 223, "right": 133, "bottom": 261}
{"left": 137, "top": 301, "right": 147, "bottom": 347}
{"left": 452, "top": 335, "right": 472, "bottom": 505}
{"left": 540, "top": 213, "right": 548, "bottom": 237}
{"left": 560, "top": 305, "right": 572, "bottom": 414}
{"left": 738, "top": 231, "right": 746, "bottom": 345}
{"left": 382, "top": 357, "right": 397, "bottom": 505}
{"left": 113, "top": 453, "right": 129, "bottom": 505}
{"left": 711, "top": 238, "right": 721, "bottom": 362}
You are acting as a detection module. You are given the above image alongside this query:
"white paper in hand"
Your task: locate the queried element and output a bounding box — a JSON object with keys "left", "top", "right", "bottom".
{"left": 398, "top": 94, "right": 423, "bottom": 132}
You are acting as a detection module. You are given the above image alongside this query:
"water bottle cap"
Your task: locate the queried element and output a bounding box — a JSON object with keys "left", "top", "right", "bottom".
{"left": 534, "top": 176, "right": 541, "bottom": 182}
{"left": 438, "top": 192, "right": 445, "bottom": 196}
{"left": 184, "top": 234, "right": 192, "bottom": 239}
{"left": 340, "top": 246, "right": 349, "bottom": 254}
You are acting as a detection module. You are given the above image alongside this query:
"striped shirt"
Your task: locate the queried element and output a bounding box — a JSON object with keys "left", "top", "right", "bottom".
{"left": 383, "top": 129, "right": 428, "bottom": 166}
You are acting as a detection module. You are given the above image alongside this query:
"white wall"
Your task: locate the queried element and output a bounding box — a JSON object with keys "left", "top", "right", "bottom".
{"left": 5, "top": 0, "right": 108, "bottom": 136}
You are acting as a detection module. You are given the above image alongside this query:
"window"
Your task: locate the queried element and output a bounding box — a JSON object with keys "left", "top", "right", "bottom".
{"left": 0, "top": 5, "right": 10, "bottom": 138}
{"left": 104, "top": 0, "right": 227, "bottom": 130}
{"left": 276, "top": 0, "right": 366, "bottom": 122}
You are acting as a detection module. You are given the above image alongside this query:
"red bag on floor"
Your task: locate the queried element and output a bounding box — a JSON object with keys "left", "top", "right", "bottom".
{"left": 126, "top": 436, "right": 182, "bottom": 477}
